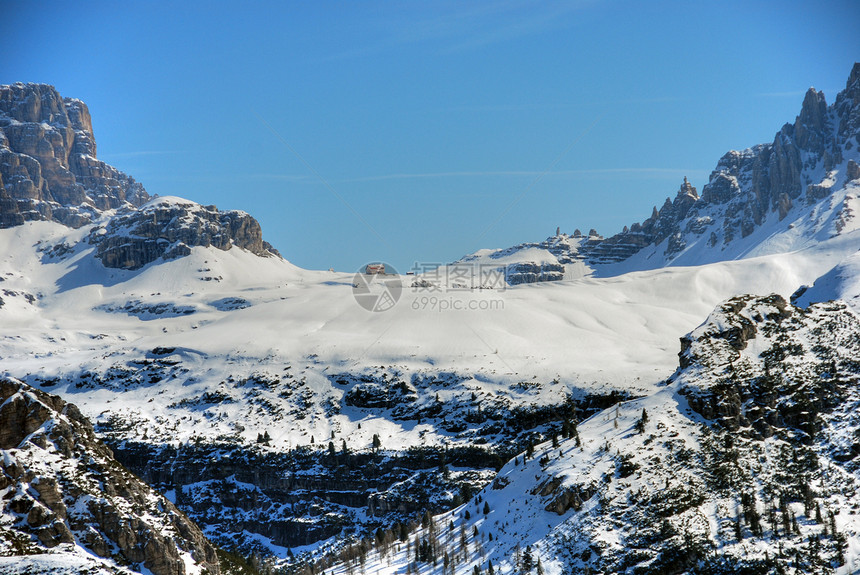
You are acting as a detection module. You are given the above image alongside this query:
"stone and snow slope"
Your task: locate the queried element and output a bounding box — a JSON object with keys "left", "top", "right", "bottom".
{"left": 1, "top": 197, "right": 858, "bottom": 562}
{"left": 0, "top": 378, "right": 220, "bottom": 575}
{"left": 324, "top": 295, "right": 860, "bottom": 575}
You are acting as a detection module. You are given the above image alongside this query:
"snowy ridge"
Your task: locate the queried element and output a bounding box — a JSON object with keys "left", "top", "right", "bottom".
{"left": 459, "top": 64, "right": 860, "bottom": 283}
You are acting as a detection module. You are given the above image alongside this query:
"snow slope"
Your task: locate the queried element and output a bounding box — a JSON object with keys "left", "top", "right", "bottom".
{"left": 1, "top": 216, "right": 858, "bottom": 451}
{"left": 321, "top": 295, "right": 860, "bottom": 575}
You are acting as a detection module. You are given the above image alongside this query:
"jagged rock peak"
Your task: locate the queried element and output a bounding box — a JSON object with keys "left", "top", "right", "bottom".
{"left": 798, "top": 87, "right": 828, "bottom": 130}
{"left": 0, "top": 82, "right": 149, "bottom": 228}
{"left": 677, "top": 175, "right": 698, "bottom": 199}
{"left": 848, "top": 62, "right": 860, "bottom": 94}
{"left": 475, "top": 64, "right": 860, "bottom": 279}
{"left": 0, "top": 378, "right": 220, "bottom": 574}
{"left": 592, "top": 62, "right": 860, "bottom": 263}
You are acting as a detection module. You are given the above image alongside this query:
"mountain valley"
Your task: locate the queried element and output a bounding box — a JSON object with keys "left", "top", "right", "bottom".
{"left": 2, "top": 64, "right": 860, "bottom": 574}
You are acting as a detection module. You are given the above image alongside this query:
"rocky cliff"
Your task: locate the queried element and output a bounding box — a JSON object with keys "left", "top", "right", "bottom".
{"left": 89, "top": 196, "right": 281, "bottom": 270}
{"left": 0, "top": 83, "right": 281, "bottom": 269}
{"left": 602, "top": 62, "right": 860, "bottom": 261}
{"left": 0, "top": 378, "right": 220, "bottom": 575}
{"left": 0, "top": 83, "right": 149, "bottom": 228}
{"left": 679, "top": 294, "right": 860, "bottom": 444}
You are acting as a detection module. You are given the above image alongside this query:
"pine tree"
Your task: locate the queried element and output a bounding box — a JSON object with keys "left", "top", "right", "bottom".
{"left": 372, "top": 434, "right": 381, "bottom": 451}
{"left": 522, "top": 545, "right": 533, "bottom": 573}
{"left": 483, "top": 501, "right": 490, "bottom": 515}
{"left": 634, "top": 410, "right": 647, "bottom": 434}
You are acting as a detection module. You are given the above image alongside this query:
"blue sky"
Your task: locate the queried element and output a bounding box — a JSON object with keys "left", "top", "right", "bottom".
{"left": 2, "top": 1, "right": 858, "bottom": 272}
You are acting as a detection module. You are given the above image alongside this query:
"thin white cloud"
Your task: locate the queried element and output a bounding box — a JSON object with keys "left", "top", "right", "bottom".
{"left": 320, "top": 0, "right": 596, "bottom": 62}
{"left": 247, "top": 173, "right": 313, "bottom": 182}
{"left": 340, "top": 168, "right": 708, "bottom": 183}
{"left": 755, "top": 90, "right": 806, "bottom": 98}
{"left": 99, "top": 150, "right": 185, "bottom": 158}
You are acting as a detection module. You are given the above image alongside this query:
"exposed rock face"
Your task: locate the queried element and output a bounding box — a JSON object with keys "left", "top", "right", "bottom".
{"left": 89, "top": 197, "right": 280, "bottom": 270}
{"left": 505, "top": 261, "right": 565, "bottom": 285}
{"left": 848, "top": 159, "right": 860, "bottom": 182}
{"left": 1, "top": 83, "right": 282, "bottom": 269}
{"left": 0, "top": 378, "right": 220, "bottom": 574}
{"left": 638, "top": 64, "right": 858, "bottom": 254}
{"left": 591, "top": 176, "right": 701, "bottom": 262}
{"left": 678, "top": 295, "right": 859, "bottom": 441}
{"left": 835, "top": 62, "right": 860, "bottom": 147}
{"left": 110, "top": 441, "right": 498, "bottom": 550}
{"left": 0, "top": 83, "right": 149, "bottom": 228}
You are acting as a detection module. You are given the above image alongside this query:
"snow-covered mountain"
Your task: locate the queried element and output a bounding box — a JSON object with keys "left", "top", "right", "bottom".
{"left": 1, "top": 65, "right": 859, "bottom": 572}
{"left": 0, "top": 83, "right": 280, "bottom": 269}
{"left": 457, "top": 63, "right": 860, "bottom": 285}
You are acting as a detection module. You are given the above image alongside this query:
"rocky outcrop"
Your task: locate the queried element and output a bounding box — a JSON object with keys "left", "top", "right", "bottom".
{"left": 505, "top": 261, "right": 565, "bottom": 285}
{"left": 834, "top": 62, "right": 860, "bottom": 148}
{"left": 848, "top": 159, "right": 860, "bottom": 183}
{"left": 678, "top": 295, "right": 859, "bottom": 441}
{"left": 0, "top": 83, "right": 149, "bottom": 228}
{"left": 0, "top": 378, "right": 220, "bottom": 574}
{"left": 89, "top": 197, "right": 280, "bottom": 270}
{"left": 591, "top": 176, "right": 701, "bottom": 262}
